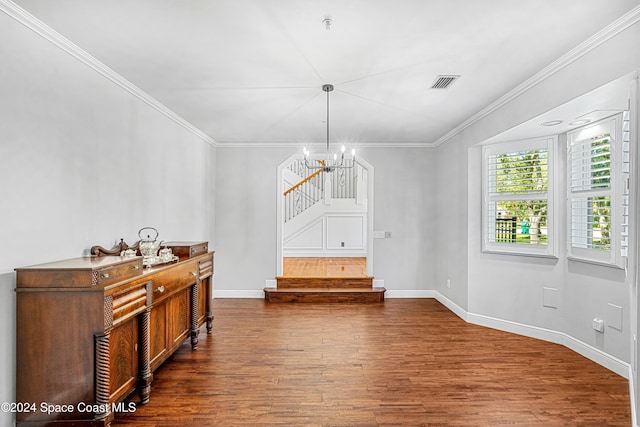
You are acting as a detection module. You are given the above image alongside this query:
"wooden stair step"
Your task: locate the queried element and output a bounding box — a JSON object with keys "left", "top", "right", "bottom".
{"left": 276, "top": 276, "right": 373, "bottom": 289}
{"left": 263, "top": 287, "right": 386, "bottom": 303}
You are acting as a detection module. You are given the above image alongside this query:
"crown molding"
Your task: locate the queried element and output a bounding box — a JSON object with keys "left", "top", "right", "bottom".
{"left": 433, "top": 4, "right": 640, "bottom": 148}
{"left": 214, "top": 140, "right": 437, "bottom": 148}
{"left": 0, "top": 0, "right": 218, "bottom": 147}
{"left": 5, "top": 0, "right": 636, "bottom": 150}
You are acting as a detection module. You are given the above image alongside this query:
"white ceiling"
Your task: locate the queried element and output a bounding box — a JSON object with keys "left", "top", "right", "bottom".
{"left": 11, "top": 0, "right": 640, "bottom": 147}
{"left": 481, "top": 73, "right": 635, "bottom": 145}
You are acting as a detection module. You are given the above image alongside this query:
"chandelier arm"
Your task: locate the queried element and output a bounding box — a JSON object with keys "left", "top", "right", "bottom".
{"left": 303, "top": 157, "right": 327, "bottom": 171}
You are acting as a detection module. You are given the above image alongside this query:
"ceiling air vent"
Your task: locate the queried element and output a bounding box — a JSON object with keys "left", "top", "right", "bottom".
{"left": 430, "top": 75, "right": 460, "bottom": 89}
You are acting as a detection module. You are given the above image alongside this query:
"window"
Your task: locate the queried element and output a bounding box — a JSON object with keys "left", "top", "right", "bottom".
{"left": 567, "top": 113, "right": 628, "bottom": 268}
{"left": 482, "top": 137, "right": 557, "bottom": 257}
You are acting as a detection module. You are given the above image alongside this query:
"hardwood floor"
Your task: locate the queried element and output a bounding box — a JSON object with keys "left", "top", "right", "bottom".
{"left": 112, "top": 299, "right": 631, "bottom": 426}
{"left": 282, "top": 257, "right": 368, "bottom": 277}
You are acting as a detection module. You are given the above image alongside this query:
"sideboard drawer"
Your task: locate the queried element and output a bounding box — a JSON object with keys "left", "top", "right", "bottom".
{"left": 15, "top": 256, "right": 143, "bottom": 288}
{"left": 108, "top": 281, "right": 150, "bottom": 326}
{"left": 150, "top": 260, "right": 198, "bottom": 303}
{"left": 198, "top": 258, "right": 213, "bottom": 279}
{"left": 164, "top": 241, "right": 208, "bottom": 259}
{"left": 95, "top": 258, "right": 143, "bottom": 286}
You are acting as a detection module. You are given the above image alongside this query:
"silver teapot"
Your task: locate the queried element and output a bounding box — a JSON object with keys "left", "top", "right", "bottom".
{"left": 138, "top": 227, "right": 161, "bottom": 265}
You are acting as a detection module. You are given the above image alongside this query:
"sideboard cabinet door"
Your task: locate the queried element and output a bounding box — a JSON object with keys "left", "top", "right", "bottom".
{"left": 168, "top": 288, "right": 190, "bottom": 349}
{"left": 149, "top": 286, "right": 191, "bottom": 371}
{"left": 109, "top": 317, "right": 139, "bottom": 402}
{"left": 150, "top": 300, "right": 168, "bottom": 369}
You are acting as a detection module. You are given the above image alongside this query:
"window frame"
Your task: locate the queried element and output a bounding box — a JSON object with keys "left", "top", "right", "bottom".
{"left": 482, "top": 136, "right": 558, "bottom": 258}
{"left": 566, "top": 113, "right": 626, "bottom": 269}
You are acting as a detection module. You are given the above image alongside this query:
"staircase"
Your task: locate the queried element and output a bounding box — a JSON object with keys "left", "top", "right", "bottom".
{"left": 264, "top": 257, "right": 385, "bottom": 303}
{"left": 283, "top": 158, "right": 362, "bottom": 224}
{"left": 272, "top": 160, "right": 382, "bottom": 302}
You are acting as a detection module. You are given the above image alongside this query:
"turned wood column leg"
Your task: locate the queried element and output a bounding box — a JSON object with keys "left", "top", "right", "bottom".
{"left": 206, "top": 279, "right": 213, "bottom": 334}
{"left": 190, "top": 283, "right": 199, "bottom": 349}
{"left": 95, "top": 332, "right": 113, "bottom": 423}
{"left": 138, "top": 308, "right": 152, "bottom": 404}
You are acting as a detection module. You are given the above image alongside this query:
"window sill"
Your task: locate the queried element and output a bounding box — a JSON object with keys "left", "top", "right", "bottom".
{"left": 567, "top": 256, "right": 626, "bottom": 270}
{"left": 482, "top": 248, "right": 559, "bottom": 260}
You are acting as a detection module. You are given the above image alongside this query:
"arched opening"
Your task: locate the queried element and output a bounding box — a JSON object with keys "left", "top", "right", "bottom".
{"left": 276, "top": 153, "right": 375, "bottom": 278}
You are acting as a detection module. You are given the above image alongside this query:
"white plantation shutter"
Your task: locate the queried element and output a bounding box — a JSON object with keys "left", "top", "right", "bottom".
{"left": 621, "top": 110, "right": 631, "bottom": 258}
{"left": 482, "top": 137, "right": 557, "bottom": 257}
{"left": 487, "top": 149, "right": 549, "bottom": 195}
{"left": 568, "top": 133, "right": 611, "bottom": 251}
{"left": 567, "top": 114, "right": 626, "bottom": 268}
{"left": 569, "top": 135, "right": 611, "bottom": 192}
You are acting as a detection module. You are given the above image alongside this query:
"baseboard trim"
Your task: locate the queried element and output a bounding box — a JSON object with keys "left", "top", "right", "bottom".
{"left": 432, "top": 291, "right": 629, "bottom": 379}
{"left": 629, "top": 364, "right": 638, "bottom": 427}
{"left": 214, "top": 290, "right": 265, "bottom": 299}
{"left": 432, "top": 292, "right": 468, "bottom": 321}
{"left": 384, "top": 289, "right": 434, "bottom": 299}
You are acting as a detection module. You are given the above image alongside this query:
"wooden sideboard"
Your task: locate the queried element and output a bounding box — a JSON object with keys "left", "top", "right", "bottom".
{"left": 15, "top": 247, "right": 214, "bottom": 426}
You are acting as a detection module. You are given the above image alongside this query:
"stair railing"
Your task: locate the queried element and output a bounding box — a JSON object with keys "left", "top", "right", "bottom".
{"left": 284, "top": 161, "right": 325, "bottom": 197}
{"left": 283, "top": 160, "right": 325, "bottom": 222}
{"left": 283, "top": 159, "right": 360, "bottom": 223}
{"left": 331, "top": 159, "right": 359, "bottom": 199}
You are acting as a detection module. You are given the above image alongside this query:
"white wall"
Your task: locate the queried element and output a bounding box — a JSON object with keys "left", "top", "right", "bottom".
{"left": 435, "top": 140, "right": 469, "bottom": 309}
{"left": 214, "top": 147, "right": 291, "bottom": 297}
{"left": 467, "top": 143, "right": 630, "bottom": 363}
{"left": 215, "top": 146, "right": 436, "bottom": 297}
{"left": 0, "top": 12, "right": 215, "bottom": 426}
{"left": 284, "top": 211, "right": 368, "bottom": 257}
{"left": 363, "top": 147, "right": 436, "bottom": 296}
{"left": 435, "top": 5, "right": 640, "bottom": 392}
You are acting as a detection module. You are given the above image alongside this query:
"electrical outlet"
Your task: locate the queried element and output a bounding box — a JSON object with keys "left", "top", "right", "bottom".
{"left": 446, "top": 279, "right": 451, "bottom": 288}
{"left": 592, "top": 318, "right": 605, "bottom": 333}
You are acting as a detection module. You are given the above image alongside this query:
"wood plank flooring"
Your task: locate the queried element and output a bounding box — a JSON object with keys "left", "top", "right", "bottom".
{"left": 282, "top": 257, "right": 368, "bottom": 277}
{"left": 112, "top": 299, "right": 631, "bottom": 426}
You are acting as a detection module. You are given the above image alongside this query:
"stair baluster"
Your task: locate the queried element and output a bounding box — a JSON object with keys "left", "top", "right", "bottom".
{"left": 284, "top": 159, "right": 359, "bottom": 223}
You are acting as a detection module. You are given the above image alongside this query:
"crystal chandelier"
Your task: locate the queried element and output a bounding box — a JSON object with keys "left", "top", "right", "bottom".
{"left": 303, "top": 84, "right": 355, "bottom": 172}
